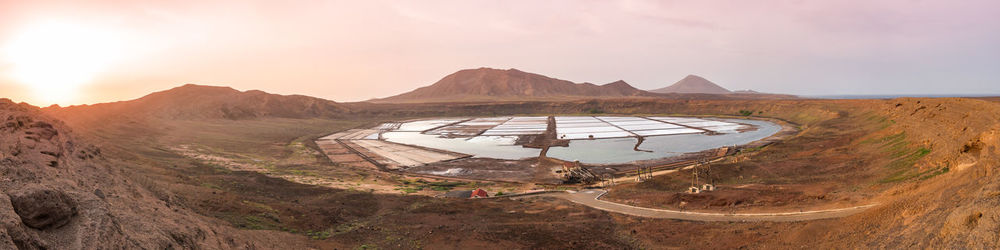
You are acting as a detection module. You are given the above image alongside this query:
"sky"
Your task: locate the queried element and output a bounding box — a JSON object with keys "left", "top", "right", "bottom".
{"left": 0, "top": 0, "right": 998, "bottom": 106}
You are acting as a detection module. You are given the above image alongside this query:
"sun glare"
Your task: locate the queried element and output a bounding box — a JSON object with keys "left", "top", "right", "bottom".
{"left": 3, "top": 21, "right": 124, "bottom": 105}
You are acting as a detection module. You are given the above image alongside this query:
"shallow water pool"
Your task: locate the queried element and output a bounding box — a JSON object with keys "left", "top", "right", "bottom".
{"left": 381, "top": 117, "right": 781, "bottom": 164}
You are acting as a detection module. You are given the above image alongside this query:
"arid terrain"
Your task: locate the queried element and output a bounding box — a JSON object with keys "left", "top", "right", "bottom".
{"left": 0, "top": 80, "right": 996, "bottom": 249}
{"left": 2, "top": 0, "right": 997, "bottom": 248}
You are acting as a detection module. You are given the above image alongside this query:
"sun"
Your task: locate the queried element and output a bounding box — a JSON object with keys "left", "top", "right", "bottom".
{"left": 3, "top": 21, "right": 124, "bottom": 105}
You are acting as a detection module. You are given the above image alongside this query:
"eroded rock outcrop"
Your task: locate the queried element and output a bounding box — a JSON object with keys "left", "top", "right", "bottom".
{"left": 9, "top": 185, "right": 77, "bottom": 230}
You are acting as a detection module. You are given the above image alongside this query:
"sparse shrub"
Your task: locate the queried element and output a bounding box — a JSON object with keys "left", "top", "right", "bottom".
{"left": 587, "top": 108, "right": 605, "bottom": 114}
{"left": 428, "top": 181, "right": 465, "bottom": 187}
{"left": 916, "top": 147, "right": 931, "bottom": 157}
{"left": 200, "top": 182, "right": 221, "bottom": 190}
{"left": 738, "top": 110, "right": 754, "bottom": 116}
{"left": 881, "top": 147, "right": 937, "bottom": 183}
{"left": 308, "top": 230, "right": 332, "bottom": 240}
{"left": 919, "top": 167, "right": 949, "bottom": 180}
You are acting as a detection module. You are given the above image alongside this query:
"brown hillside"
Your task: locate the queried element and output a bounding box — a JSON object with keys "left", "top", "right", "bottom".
{"left": 47, "top": 84, "right": 349, "bottom": 121}
{"left": 651, "top": 74, "right": 732, "bottom": 94}
{"left": 375, "top": 68, "right": 656, "bottom": 103}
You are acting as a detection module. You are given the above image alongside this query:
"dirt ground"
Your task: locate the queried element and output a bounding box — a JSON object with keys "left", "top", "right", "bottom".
{"left": 602, "top": 109, "right": 883, "bottom": 212}
{"left": 35, "top": 95, "right": 1000, "bottom": 248}
{"left": 405, "top": 158, "right": 550, "bottom": 183}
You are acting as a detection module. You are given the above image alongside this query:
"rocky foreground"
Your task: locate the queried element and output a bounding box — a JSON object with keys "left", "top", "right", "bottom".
{"left": 0, "top": 99, "right": 315, "bottom": 249}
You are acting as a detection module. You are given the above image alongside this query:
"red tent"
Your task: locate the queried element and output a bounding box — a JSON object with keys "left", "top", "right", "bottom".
{"left": 470, "top": 189, "right": 489, "bottom": 198}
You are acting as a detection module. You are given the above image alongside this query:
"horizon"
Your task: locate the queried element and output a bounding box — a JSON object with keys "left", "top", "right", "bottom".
{"left": 2, "top": 1, "right": 999, "bottom": 106}
{"left": 3, "top": 70, "right": 1000, "bottom": 107}
{"left": 6, "top": 80, "right": 994, "bottom": 108}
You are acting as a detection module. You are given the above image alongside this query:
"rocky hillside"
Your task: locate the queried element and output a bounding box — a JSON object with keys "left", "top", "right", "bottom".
{"left": 375, "top": 68, "right": 656, "bottom": 103}
{"left": 0, "top": 99, "right": 315, "bottom": 249}
{"left": 650, "top": 74, "right": 731, "bottom": 94}
{"left": 47, "top": 84, "right": 349, "bottom": 121}
{"left": 839, "top": 97, "right": 1000, "bottom": 247}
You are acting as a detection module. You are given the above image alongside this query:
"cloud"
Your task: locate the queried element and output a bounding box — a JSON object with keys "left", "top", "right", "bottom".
{"left": 1, "top": 0, "right": 999, "bottom": 105}
{"left": 614, "top": 0, "right": 719, "bottom": 29}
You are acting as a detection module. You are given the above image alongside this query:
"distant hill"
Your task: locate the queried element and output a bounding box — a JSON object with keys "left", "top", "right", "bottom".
{"left": 650, "top": 75, "right": 731, "bottom": 94}
{"left": 374, "top": 68, "right": 657, "bottom": 103}
{"left": 47, "top": 84, "right": 349, "bottom": 120}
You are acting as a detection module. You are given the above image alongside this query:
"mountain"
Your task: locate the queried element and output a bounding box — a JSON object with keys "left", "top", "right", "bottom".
{"left": 650, "top": 75, "right": 731, "bottom": 94}
{"left": 374, "top": 68, "right": 656, "bottom": 103}
{"left": 46, "top": 84, "right": 349, "bottom": 121}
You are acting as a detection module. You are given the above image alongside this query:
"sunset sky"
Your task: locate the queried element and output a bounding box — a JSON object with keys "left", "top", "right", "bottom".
{"left": 1, "top": 0, "right": 998, "bottom": 106}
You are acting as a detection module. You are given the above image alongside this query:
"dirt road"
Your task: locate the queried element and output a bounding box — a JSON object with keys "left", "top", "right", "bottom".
{"left": 603, "top": 157, "right": 724, "bottom": 185}
{"left": 521, "top": 190, "right": 876, "bottom": 222}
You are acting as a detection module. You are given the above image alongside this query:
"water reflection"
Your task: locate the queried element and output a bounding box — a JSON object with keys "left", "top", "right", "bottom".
{"left": 382, "top": 118, "right": 780, "bottom": 164}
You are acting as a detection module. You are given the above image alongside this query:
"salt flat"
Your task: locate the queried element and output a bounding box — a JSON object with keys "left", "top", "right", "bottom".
{"left": 330, "top": 116, "right": 778, "bottom": 164}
